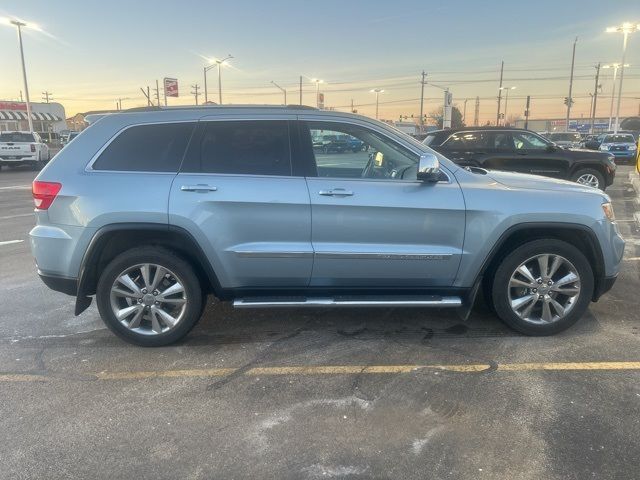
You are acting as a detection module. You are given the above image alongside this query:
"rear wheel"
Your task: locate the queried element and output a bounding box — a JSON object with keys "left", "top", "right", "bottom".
{"left": 571, "top": 168, "right": 605, "bottom": 190}
{"left": 96, "top": 246, "right": 203, "bottom": 346}
{"left": 492, "top": 239, "right": 594, "bottom": 335}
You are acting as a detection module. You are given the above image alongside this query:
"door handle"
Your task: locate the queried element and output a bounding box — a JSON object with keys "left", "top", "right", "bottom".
{"left": 181, "top": 184, "right": 218, "bottom": 192}
{"left": 318, "top": 188, "right": 354, "bottom": 197}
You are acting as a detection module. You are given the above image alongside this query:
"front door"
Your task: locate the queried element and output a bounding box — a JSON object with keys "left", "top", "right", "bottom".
{"left": 169, "top": 118, "right": 313, "bottom": 289}
{"left": 509, "top": 130, "right": 570, "bottom": 179}
{"left": 299, "top": 118, "right": 466, "bottom": 288}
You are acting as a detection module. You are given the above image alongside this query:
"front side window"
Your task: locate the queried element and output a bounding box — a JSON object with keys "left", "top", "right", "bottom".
{"left": 512, "top": 131, "right": 549, "bottom": 150}
{"left": 182, "top": 120, "right": 291, "bottom": 176}
{"left": 304, "top": 121, "right": 417, "bottom": 180}
{"left": 92, "top": 122, "right": 195, "bottom": 172}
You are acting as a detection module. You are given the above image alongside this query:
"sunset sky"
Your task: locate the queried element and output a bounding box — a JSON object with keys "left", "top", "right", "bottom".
{"left": 1, "top": 0, "right": 639, "bottom": 124}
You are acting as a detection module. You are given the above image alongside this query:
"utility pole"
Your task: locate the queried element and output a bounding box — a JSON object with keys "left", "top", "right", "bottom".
{"left": 299, "top": 76, "right": 303, "bottom": 105}
{"left": 462, "top": 98, "right": 469, "bottom": 125}
{"left": 590, "top": 63, "right": 601, "bottom": 133}
{"left": 140, "top": 87, "right": 152, "bottom": 106}
{"left": 12, "top": 20, "right": 34, "bottom": 133}
{"left": 496, "top": 60, "right": 504, "bottom": 125}
{"left": 191, "top": 84, "right": 201, "bottom": 105}
{"left": 419, "top": 71, "right": 427, "bottom": 129}
{"left": 473, "top": 96, "right": 480, "bottom": 126}
{"left": 565, "top": 37, "right": 578, "bottom": 132}
{"left": 155, "top": 79, "right": 160, "bottom": 108}
{"left": 524, "top": 95, "right": 531, "bottom": 130}
{"left": 41, "top": 91, "right": 52, "bottom": 103}
{"left": 351, "top": 98, "right": 356, "bottom": 113}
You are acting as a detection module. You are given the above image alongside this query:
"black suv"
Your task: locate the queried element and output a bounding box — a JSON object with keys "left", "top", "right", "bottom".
{"left": 424, "top": 127, "right": 616, "bottom": 190}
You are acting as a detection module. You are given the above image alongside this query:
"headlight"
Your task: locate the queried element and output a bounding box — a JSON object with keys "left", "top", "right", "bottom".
{"left": 602, "top": 202, "right": 615, "bottom": 222}
{"left": 599, "top": 144, "right": 609, "bottom": 151}
{"left": 629, "top": 144, "right": 637, "bottom": 151}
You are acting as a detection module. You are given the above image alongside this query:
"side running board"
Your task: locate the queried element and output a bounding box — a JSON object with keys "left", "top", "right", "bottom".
{"left": 233, "top": 295, "right": 462, "bottom": 308}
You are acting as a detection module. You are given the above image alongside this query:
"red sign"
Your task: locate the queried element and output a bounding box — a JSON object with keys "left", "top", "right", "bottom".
{"left": 0, "top": 102, "right": 27, "bottom": 111}
{"left": 164, "top": 78, "right": 179, "bottom": 97}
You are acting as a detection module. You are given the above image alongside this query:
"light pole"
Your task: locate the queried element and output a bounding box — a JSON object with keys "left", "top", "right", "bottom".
{"left": 311, "top": 79, "right": 324, "bottom": 108}
{"left": 370, "top": 89, "right": 384, "bottom": 119}
{"left": 2, "top": 18, "right": 36, "bottom": 132}
{"left": 602, "top": 63, "right": 629, "bottom": 130}
{"left": 204, "top": 54, "right": 233, "bottom": 104}
{"left": 607, "top": 23, "right": 638, "bottom": 133}
{"left": 270, "top": 81, "right": 287, "bottom": 105}
{"left": 499, "top": 86, "right": 516, "bottom": 126}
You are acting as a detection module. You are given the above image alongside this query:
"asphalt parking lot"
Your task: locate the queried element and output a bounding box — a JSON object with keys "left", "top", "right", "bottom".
{"left": 1, "top": 166, "right": 639, "bottom": 479}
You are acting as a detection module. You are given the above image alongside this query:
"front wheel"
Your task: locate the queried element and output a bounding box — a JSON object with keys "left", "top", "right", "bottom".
{"left": 571, "top": 168, "right": 605, "bottom": 190}
{"left": 492, "top": 239, "right": 594, "bottom": 336}
{"left": 96, "top": 246, "right": 203, "bottom": 346}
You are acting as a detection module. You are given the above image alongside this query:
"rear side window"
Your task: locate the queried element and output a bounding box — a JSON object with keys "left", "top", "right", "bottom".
{"left": 182, "top": 120, "right": 291, "bottom": 175}
{"left": 0, "top": 132, "right": 35, "bottom": 142}
{"left": 92, "top": 123, "right": 195, "bottom": 172}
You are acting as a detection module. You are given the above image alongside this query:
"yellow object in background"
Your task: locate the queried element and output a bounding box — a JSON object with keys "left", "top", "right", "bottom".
{"left": 637, "top": 143, "right": 640, "bottom": 174}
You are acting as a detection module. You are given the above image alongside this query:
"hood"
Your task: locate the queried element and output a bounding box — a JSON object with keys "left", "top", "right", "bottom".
{"left": 482, "top": 169, "right": 603, "bottom": 194}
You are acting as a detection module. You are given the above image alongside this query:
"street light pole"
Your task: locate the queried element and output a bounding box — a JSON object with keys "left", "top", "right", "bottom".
{"left": 566, "top": 37, "right": 578, "bottom": 132}
{"left": 311, "top": 79, "right": 324, "bottom": 108}
{"left": 271, "top": 81, "right": 287, "bottom": 105}
{"left": 11, "top": 20, "right": 34, "bottom": 133}
{"left": 204, "top": 55, "right": 233, "bottom": 105}
{"left": 370, "top": 89, "right": 384, "bottom": 119}
{"left": 499, "top": 86, "right": 516, "bottom": 126}
{"left": 607, "top": 23, "right": 638, "bottom": 133}
{"left": 603, "top": 63, "right": 629, "bottom": 130}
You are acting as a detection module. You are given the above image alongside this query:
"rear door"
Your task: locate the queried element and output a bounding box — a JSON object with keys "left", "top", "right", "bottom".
{"left": 437, "top": 130, "right": 494, "bottom": 168}
{"left": 298, "top": 117, "right": 465, "bottom": 288}
{"left": 169, "top": 117, "right": 313, "bottom": 289}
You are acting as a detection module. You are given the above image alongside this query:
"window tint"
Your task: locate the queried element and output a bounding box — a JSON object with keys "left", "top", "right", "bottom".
{"left": 92, "top": 123, "right": 194, "bottom": 172}
{"left": 512, "top": 131, "right": 548, "bottom": 150}
{"left": 442, "top": 131, "right": 490, "bottom": 149}
{"left": 182, "top": 120, "right": 291, "bottom": 175}
{"left": 305, "top": 121, "right": 417, "bottom": 180}
{"left": 492, "top": 132, "right": 514, "bottom": 150}
{"left": 0, "top": 132, "right": 35, "bottom": 142}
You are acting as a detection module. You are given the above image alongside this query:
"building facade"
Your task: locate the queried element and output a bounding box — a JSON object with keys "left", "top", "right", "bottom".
{"left": 0, "top": 101, "right": 66, "bottom": 137}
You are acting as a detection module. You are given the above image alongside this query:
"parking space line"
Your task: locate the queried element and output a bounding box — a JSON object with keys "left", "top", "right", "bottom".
{"left": 2, "top": 361, "right": 640, "bottom": 383}
{"left": 0, "top": 213, "right": 33, "bottom": 220}
{"left": 0, "top": 240, "right": 24, "bottom": 246}
{"left": 0, "top": 185, "right": 30, "bottom": 190}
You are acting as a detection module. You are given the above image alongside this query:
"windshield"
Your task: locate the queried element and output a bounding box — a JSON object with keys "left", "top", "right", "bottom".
{"left": 0, "top": 132, "right": 35, "bottom": 143}
{"left": 548, "top": 133, "right": 580, "bottom": 141}
{"left": 603, "top": 134, "right": 635, "bottom": 143}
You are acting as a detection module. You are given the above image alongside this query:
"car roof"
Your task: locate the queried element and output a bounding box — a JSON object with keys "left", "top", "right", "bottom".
{"left": 427, "top": 126, "right": 537, "bottom": 135}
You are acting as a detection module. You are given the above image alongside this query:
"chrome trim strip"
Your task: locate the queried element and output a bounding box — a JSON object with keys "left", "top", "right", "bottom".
{"left": 234, "top": 297, "right": 462, "bottom": 308}
{"left": 315, "top": 252, "right": 453, "bottom": 260}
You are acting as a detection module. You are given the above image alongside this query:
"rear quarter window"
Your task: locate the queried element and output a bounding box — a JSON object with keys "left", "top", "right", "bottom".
{"left": 92, "top": 122, "right": 195, "bottom": 172}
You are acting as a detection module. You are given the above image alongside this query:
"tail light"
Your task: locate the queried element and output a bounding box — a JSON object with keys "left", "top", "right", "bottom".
{"left": 32, "top": 181, "right": 62, "bottom": 210}
{"left": 30, "top": 144, "right": 36, "bottom": 152}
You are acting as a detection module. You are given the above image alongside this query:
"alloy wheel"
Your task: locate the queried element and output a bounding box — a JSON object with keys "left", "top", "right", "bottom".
{"left": 508, "top": 254, "right": 581, "bottom": 325}
{"left": 575, "top": 173, "right": 599, "bottom": 189}
{"left": 109, "top": 263, "right": 188, "bottom": 335}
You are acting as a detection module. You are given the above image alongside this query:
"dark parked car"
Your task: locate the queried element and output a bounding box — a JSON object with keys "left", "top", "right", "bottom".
{"left": 423, "top": 127, "right": 616, "bottom": 190}
{"left": 312, "top": 134, "right": 349, "bottom": 153}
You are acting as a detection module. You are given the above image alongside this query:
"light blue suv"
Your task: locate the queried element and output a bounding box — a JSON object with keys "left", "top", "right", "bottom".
{"left": 30, "top": 106, "right": 625, "bottom": 346}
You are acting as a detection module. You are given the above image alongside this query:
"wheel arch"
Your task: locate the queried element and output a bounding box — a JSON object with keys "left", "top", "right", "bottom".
{"left": 75, "top": 223, "right": 224, "bottom": 315}
{"left": 568, "top": 162, "right": 607, "bottom": 178}
{"left": 478, "top": 222, "right": 605, "bottom": 302}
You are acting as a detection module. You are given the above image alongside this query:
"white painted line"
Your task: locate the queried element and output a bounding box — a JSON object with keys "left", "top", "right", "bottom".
{"left": 0, "top": 240, "right": 24, "bottom": 246}
{"left": 625, "top": 257, "right": 640, "bottom": 261}
{"left": 0, "top": 213, "right": 33, "bottom": 220}
{"left": 0, "top": 185, "right": 30, "bottom": 191}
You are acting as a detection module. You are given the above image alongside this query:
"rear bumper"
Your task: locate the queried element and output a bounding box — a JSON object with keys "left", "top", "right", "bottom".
{"left": 38, "top": 271, "right": 78, "bottom": 296}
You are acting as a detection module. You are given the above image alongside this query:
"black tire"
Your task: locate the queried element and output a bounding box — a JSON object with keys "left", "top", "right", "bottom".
{"left": 491, "top": 239, "right": 594, "bottom": 336}
{"left": 96, "top": 246, "right": 203, "bottom": 346}
{"left": 570, "top": 168, "right": 605, "bottom": 190}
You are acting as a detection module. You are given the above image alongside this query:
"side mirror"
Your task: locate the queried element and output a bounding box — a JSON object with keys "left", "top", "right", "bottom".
{"left": 417, "top": 153, "right": 440, "bottom": 182}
